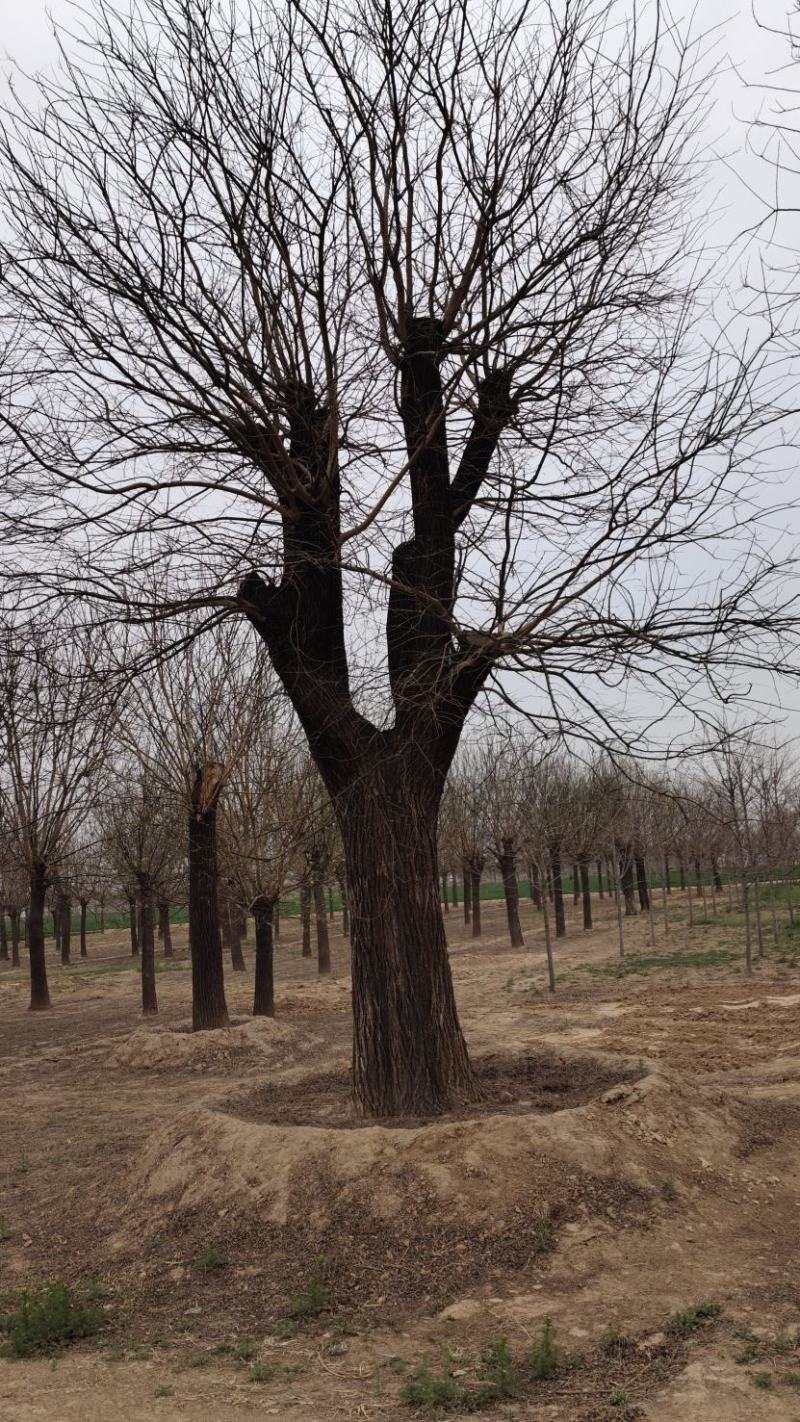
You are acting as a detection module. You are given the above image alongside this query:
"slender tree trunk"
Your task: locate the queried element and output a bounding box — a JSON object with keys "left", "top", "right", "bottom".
{"left": 541, "top": 871, "right": 556, "bottom": 992}
{"left": 645, "top": 860, "right": 656, "bottom": 946}
{"left": 661, "top": 876, "right": 670, "bottom": 937}
{"left": 550, "top": 843, "right": 565, "bottom": 937}
{"left": 79, "top": 899, "right": 88, "bottom": 958}
{"left": 100, "top": 898, "right": 105, "bottom": 933}
{"left": 252, "top": 896, "right": 276, "bottom": 1017}
{"left": 273, "top": 899, "right": 281, "bottom": 941}
{"left": 768, "top": 868, "right": 779, "bottom": 944}
{"left": 138, "top": 874, "right": 158, "bottom": 1015}
{"left": 28, "top": 862, "right": 50, "bottom": 1010}
{"left": 158, "top": 901, "right": 174, "bottom": 959}
{"left": 229, "top": 909, "right": 245, "bottom": 970}
{"left": 441, "top": 872, "right": 449, "bottom": 914}
{"left": 664, "top": 852, "right": 672, "bottom": 894}
{"left": 712, "top": 856, "right": 723, "bottom": 893}
{"left": 128, "top": 895, "right": 139, "bottom": 956}
{"left": 694, "top": 856, "right": 703, "bottom": 898}
{"left": 613, "top": 852, "right": 625, "bottom": 958}
{"left": 462, "top": 859, "right": 472, "bottom": 925}
{"left": 679, "top": 859, "right": 686, "bottom": 891}
{"left": 499, "top": 840, "right": 524, "bottom": 949}
{"left": 635, "top": 854, "right": 650, "bottom": 912}
{"left": 531, "top": 862, "right": 542, "bottom": 910}
{"left": 60, "top": 894, "right": 72, "bottom": 966}
{"left": 572, "top": 863, "right": 580, "bottom": 905}
{"left": 10, "top": 909, "right": 21, "bottom": 967}
{"left": 313, "top": 868, "right": 330, "bottom": 974}
{"left": 579, "top": 857, "right": 592, "bottom": 930}
{"left": 450, "top": 874, "right": 458, "bottom": 908}
{"left": 0, "top": 909, "right": 8, "bottom": 961}
{"left": 189, "top": 766, "right": 229, "bottom": 1031}
{"left": 618, "top": 845, "right": 637, "bottom": 916}
{"left": 300, "top": 880, "right": 312, "bottom": 958}
{"left": 340, "top": 877, "right": 350, "bottom": 937}
{"left": 328, "top": 884, "right": 335, "bottom": 921}
{"left": 752, "top": 867, "right": 765, "bottom": 958}
{"left": 788, "top": 865, "right": 796, "bottom": 928}
{"left": 596, "top": 859, "right": 604, "bottom": 899}
{"left": 470, "top": 863, "right": 483, "bottom": 939}
{"left": 742, "top": 869, "right": 753, "bottom": 975}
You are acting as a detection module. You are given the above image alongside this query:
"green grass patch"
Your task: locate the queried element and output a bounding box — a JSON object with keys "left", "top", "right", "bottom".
{"left": 1, "top": 1282, "right": 104, "bottom": 1359}
{"left": 668, "top": 1301, "right": 721, "bottom": 1338}
{"left": 580, "top": 949, "right": 735, "bottom": 979}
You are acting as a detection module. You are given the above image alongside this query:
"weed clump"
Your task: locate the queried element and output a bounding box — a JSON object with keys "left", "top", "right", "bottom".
{"left": 288, "top": 1255, "right": 331, "bottom": 1319}
{"left": 668, "top": 1301, "right": 721, "bottom": 1338}
{"left": 1, "top": 1282, "right": 103, "bottom": 1359}
{"left": 530, "top": 1317, "right": 562, "bottom": 1379}
{"left": 196, "top": 1241, "right": 227, "bottom": 1273}
{"left": 399, "top": 1359, "right": 461, "bottom": 1411}
{"left": 475, "top": 1336, "right": 525, "bottom": 1403}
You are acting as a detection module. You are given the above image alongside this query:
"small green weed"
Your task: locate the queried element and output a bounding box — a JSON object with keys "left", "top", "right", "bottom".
{"left": 530, "top": 1318, "right": 562, "bottom": 1379}
{"left": 154, "top": 1384, "right": 174, "bottom": 1398}
{"left": 475, "top": 1336, "right": 524, "bottom": 1403}
{"left": 668, "top": 1301, "right": 721, "bottom": 1338}
{"left": 249, "top": 1361, "right": 277, "bottom": 1383}
{"left": 601, "top": 1324, "right": 630, "bottom": 1356}
{"left": 287, "top": 1255, "right": 331, "bottom": 1319}
{"left": 0, "top": 1282, "right": 103, "bottom": 1359}
{"left": 0, "top": 1216, "right": 12, "bottom": 1242}
{"left": 399, "top": 1359, "right": 461, "bottom": 1411}
{"left": 782, "top": 1371, "right": 800, "bottom": 1389}
{"left": 184, "top": 1351, "right": 210, "bottom": 1368}
{"left": 196, "top": 1241, "right": 227, "bottom": 1273}
{"left": 233, "top": 1337, "right": 258, "bottom": 1361}
{"left": 609, "top": 1389, "right": 629, "bottom": 1406}
{"left": 752, "top": 1371, "right": 772, "bottom": 1389}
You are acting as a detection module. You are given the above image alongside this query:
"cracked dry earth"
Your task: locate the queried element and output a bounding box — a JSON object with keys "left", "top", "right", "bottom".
{"left": 0, "top": 892, "right": 799, "bottom": 1421}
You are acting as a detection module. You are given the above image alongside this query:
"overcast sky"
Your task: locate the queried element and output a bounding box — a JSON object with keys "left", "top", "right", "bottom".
{"left": 2, "top": 0, "right": 799, "bottom": 749}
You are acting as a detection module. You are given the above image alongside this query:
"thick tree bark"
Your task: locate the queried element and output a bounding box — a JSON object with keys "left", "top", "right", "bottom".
{"left": 635, "top": 854, "right": 650, "bottom": 912}
{"left": 158, "top": 901, "right": 174, "bottom": 958}
{"left": 499, "top": 840, "right": 524, "bottom": 948}
{"left": 550, "top": 842, "right": 566, "bottom": 938}
{"left": 300, "top": 880, "right": 312, "bottom": 957}
{"left": 137, "top": 875, "right": 158, "bottom": 1015}
{"left": 579, "top": 857, "right": 592, "bottom": 930}
{"left": 312, "top": 864, "right": 330, "bottom": 974}
{"left": 128, "top": 895, "right": 139, "bottom": 956}
{"left": 10, "top": 909, "right": 21, "bottom": 968}
{"left": 189, "top": 766, "right": 229, "bottom": 1031}
{"left": 79, "top": 899, "right": 88, "bottom": 958}
{"left": 28, "top": 862, "right": 50, "bottom": 1010}
{"left": 252, "top": 896, "right": 276, "bottom": 1016}
{"left": 340, "top": 767, "right": 475, "bottom": 1116}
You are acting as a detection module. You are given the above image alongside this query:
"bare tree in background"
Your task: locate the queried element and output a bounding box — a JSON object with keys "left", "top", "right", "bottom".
{"left": 0, "top": 0, "right": 795, "bottom": 1112}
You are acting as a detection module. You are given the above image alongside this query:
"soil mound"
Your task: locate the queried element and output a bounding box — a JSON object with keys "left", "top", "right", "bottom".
{"left": 110, "top": 1016, "right": 309, "bottom": 1071}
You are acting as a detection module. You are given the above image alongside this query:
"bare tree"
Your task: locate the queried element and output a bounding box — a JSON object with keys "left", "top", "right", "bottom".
{"left": 0, "top": 0, "right": 794, "bottom": 1112}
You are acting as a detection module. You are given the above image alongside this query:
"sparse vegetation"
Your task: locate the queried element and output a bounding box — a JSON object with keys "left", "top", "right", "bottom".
{"left": 0, "top": 1283, "right": 103, "bottom": 1359}
{"left": 287, "top": 1256, "right": 331, "bottom": 1320}
{"left": 529, "top": 1318, "right": 563, "bottom": 1380}
{"left": 196, "top": 1241, "right": 228, "bottom": 1273}
{"left": 668, "top": 1302, "right": 721, "bottom": 1338}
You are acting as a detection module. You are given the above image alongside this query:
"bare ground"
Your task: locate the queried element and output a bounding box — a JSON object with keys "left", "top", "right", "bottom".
{"left": 0, "top": 891, "right": 799, "bottom": 1420}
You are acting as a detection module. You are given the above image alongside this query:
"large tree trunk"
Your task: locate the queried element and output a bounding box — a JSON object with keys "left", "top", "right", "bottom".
{"left": 550, "top": 842, "right": 566, "bottom": 938}
{"left": 79, "top": 899, "right": 88, "bottom": 958}
{"left": 579, "top": 857, "right": 592, "bottom": 930}
{"left": 499, "top": 840, "right": 524, "bottom": 948}
{"left": 10, "top": 909, "right": 21, "bottom": 967}
{"left": 300, "top": 880, "right": 312, "bottom": 957}
{"left": 158, "top": 901, "right": 174, "bottom": 958}
{"left": 252, "top": 896, "right": 276, "bottom": 1017}
{"left": 138, "top": 875, "right": 158, "bottom": 1015}
{"left": 28, "top": 862, "right": 50, "bottom": 1010}
{"left": 340, "top": 770, "right": 475, "bottom": 1117}
{"left": 189, "top": 766, "right": 229, "bottom": 1031}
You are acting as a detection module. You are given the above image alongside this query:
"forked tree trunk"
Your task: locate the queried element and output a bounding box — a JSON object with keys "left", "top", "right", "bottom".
{"left": 579, "top": 857, "right": 592, "bottom": 930}
{"left": 28, "top": 862, "right": 50, "bottom": 1010}
{"left": 340, "top": 771, "right": 475, "bottom": 1117}
{"left": 128, "top": 896, "right": 139, "bottom": 956}
{"left": 138, "top": 875, "right": 158, "bottom": 1015}
{"left": 300, "top": 880, "right": 312, "bottom": 957}
{"left": 189, "top": 766, "right": 229, "bottom": 1031}
{"left": 313, "top": 869, "right": 330, "bottom": 974}
{"left": 550, "top": 843, "right": 566, "bottom": 938}
{"left": 158, "top": 901, "right": 174, "bottom": 959}
{"left": 10, "top": 909, "right": 21, "bottom": 967}
{"left": 499, "top": 840, "right": 524, "bottom": 949}
{"left": 252, "top": 896, "right": 276, "bottom": 1017}
{"left": 79, "top": 899, "right": 88, "bottom": 958}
